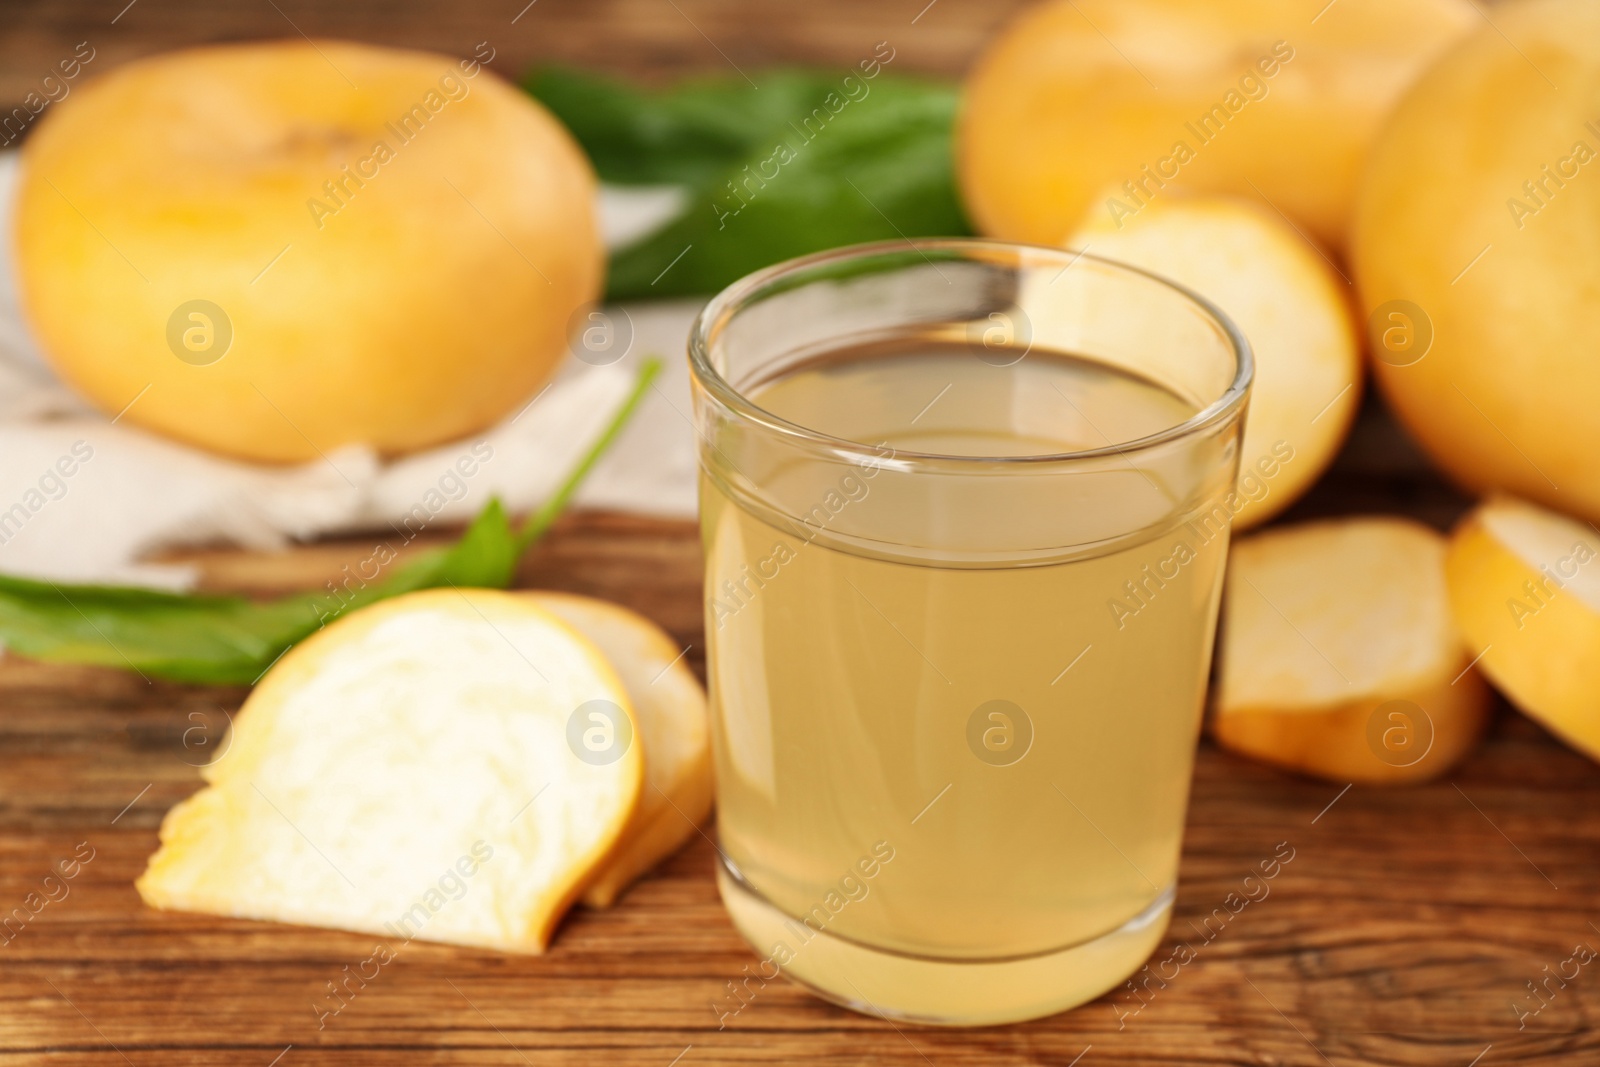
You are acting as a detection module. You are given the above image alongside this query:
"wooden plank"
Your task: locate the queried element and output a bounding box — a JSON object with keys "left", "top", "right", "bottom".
{"left": 0, "top": 1, "right": 1589, "bottom": 1060}
{"left": 3, "top": 497, "right": 1600, "bottom": 1065}
{"left": 0, "top": 0, "right": 1030, "bottom": 109}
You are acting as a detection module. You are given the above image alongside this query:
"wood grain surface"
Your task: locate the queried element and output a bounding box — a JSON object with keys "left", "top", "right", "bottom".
{"left": 4, "top": 475, "right": 1600, "bottom": 1066}
{"left": 1, "top": 1, "right": 1592, "bottom": 1063}
{"left": 0, "top": 0, "right": 1027, "bottom": 109}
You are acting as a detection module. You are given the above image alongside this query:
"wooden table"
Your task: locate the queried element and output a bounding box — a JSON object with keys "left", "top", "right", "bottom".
{"left": 0, "top": 0, "right": 1033, "bottom": 107}
{"left": 3, "top": 1, "right": 1592, "bottom": 1063}
{"left": 4, "top": 457, "right": 1600, "bottom": 1066}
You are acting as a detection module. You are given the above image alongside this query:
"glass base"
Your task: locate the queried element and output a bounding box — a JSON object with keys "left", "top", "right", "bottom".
{"left": 716, "top": 857, "right": 1174, "bottom": 1027}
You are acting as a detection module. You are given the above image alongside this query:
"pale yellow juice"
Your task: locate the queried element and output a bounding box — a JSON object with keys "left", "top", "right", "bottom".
{"left": 702, "top": 339, "right": 1232, "bottom": 1024}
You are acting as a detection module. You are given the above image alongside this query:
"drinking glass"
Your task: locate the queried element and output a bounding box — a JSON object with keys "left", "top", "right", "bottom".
{"left": 689, "top": 239, "right": 1252, "bottom": 1026}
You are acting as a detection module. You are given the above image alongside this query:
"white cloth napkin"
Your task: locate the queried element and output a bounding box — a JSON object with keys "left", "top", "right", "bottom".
{"left": 0, "top": 155, "right": 700, "bottom": 588}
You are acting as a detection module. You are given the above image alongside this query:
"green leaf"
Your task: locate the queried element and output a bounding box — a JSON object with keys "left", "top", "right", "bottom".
{"left": 526, "top": 67, "right": 876, "bottom": 189}
{"left": 0, "top": 575, "right": 323, "bottom": 685}
{"left": 525, "top": 65, "right": 972, "bottom": 300}
{"left": 0, "top": 358, "right": 662, "bottom": 686}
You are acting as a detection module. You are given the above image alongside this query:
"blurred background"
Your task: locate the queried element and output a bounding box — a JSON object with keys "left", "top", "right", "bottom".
{"left": 0, "top": 0, "right": 1025, "bottom": 94}
{"left": 0, "top": 0, "right": 1472, "bottom": 530}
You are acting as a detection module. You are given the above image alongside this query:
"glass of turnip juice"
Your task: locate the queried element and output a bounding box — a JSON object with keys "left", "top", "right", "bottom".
{"left": 689, "top": 239, "right": 1252, "bottom": 1026}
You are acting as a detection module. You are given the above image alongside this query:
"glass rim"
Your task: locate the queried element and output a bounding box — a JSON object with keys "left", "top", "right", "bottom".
{"left": 687, "top": 237, "right": 1254, "bottom": 469}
